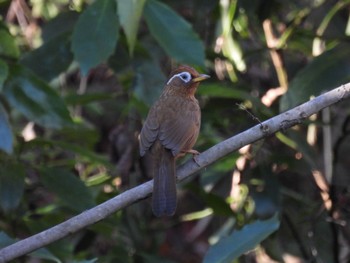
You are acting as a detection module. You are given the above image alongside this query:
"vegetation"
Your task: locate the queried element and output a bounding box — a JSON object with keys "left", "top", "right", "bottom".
{"left": 1, "top": 0, "right": 350, "bottom": 262}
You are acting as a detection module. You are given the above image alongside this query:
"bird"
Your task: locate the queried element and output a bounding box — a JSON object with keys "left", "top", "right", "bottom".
{"left": 139, "top": 65, "right": 210, "bottom": 217}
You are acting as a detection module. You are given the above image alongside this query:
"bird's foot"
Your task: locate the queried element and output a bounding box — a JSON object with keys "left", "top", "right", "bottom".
{"left": 184, "top": 149, "right": 200, "bottom": 167}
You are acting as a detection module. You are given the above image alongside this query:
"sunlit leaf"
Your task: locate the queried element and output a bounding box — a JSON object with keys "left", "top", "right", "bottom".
{"left": 117, "top": 0, "right": 146, "bottom": 55}
{"left": 21, "top": 32, "right": 73, "bottom": 81}
{"left": 71, "top": 0, "right": 119, "bottom": 75}
{"left": 0, "top": 103, "right": 13, "bottom": 154}
{"left": 203, "top": 214, "right": 280, "bottom": 263}
{"left": 144, "top": 0, "right": 205, "bottom": 66}
{"left": 41, "top": 167, "right": 95, "bottom": 212}
{"left": 0, "top": 26, "right": 19, "bottom": 59}
{"left": 0, "top": 163, "right": 25, "bottom": 212}
{"left": 280, "top": 44, "right": 350, "bottom": 111}
{"left": 3, "top": 65, "right": 73, "bottom": 129}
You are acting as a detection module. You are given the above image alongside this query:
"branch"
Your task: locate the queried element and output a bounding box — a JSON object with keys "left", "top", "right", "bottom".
{"left": 1, "top": 83, "right": 350, "bottom": 262}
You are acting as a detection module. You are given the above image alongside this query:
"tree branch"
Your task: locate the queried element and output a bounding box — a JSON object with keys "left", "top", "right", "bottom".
{"left": 1, "top": 83, "right": 350, "bottom": 262}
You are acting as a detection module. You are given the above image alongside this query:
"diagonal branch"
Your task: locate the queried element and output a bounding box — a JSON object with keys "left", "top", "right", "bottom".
{"left": 1, "top": 83, "right": 350, "bottom": 262}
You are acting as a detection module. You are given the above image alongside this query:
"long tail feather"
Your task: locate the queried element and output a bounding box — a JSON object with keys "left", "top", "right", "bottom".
{"left": 152, "top": 146, "right": 176, "bottom": 217}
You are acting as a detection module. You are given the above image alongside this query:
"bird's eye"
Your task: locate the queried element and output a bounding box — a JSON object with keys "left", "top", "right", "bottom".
{"left": 166, "top": 71, "right": 192, "bottom": 85}
{"left": 178, "top": 72, "right": 192, "bottom": 83}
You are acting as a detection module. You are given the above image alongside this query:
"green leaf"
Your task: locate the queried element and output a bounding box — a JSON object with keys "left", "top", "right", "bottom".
{"left": 0, "top": 163, "right": 25, "bottom": 212}
{"left": 71, "top": 0, "right": 119, "bottom": 75}
{"left": 30, "top": 248, "right": 62, "bottom": 263}
{"left": 20, "top": 32, "right": 73, "bottom": 82}
{"left": 133, "top": 60, "right": 166, "bottom": 106}
{"left": 203, "top": 214, "right": 280, "bottom": 263}
{"left": 198, "top": 83, "right": 251, "bottom": 100}
{"left": 41, "top": 167, "right": 95, "bottom": 212}
{"left": 0, "top": 59, "right": 8, "bottom": 91}
{"left": 188, "top": 184, "right": 234, "bottom": 216}
{"left": 0, "top": 103, "right": 13, "bottom": 154}
{"left": 280, "top": 44, "right": 350, "bottom": 112}
{"left": 0, "top": 232, "right": 14, "bottom": 248}
{"left": 0, "top": 27, "right": 19, "bottom": 59}
{"left": 42, "top": 11, "right": 79, "bottom": 42}
{"left": 144, "top": 0, "right": 205, "bottom": 66}
{"left": 3, "top": 65, "right": 73, "bottom": 129}
{"left": 117, "top": 0, "right": 146, "bottom": 55}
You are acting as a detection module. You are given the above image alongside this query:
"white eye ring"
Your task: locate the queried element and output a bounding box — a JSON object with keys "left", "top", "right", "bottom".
{"left": 167, "top": 71, "right": 192, "bottom": 85}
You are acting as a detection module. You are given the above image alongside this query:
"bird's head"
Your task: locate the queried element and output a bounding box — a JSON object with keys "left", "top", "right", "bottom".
{"left": 165, "top": 65, "right": 210, "bottom": 96}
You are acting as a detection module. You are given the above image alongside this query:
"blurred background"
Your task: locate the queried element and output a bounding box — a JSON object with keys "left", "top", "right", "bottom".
{"left": 1, "top": 0, "right": 350, "bottom": 262}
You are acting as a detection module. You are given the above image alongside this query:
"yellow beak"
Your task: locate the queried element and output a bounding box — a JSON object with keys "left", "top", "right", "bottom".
{"left": 192, "top": 74, "right": 210, "bottom": 82}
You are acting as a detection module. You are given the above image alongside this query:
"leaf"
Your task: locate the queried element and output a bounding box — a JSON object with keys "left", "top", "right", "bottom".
{"left": 0, "top": 232, "right": 14, "bottom": 248}
{"left": 133, "top": 60, "right": 166, "bottom": 106}
{"left": 203, "top": 214, "right": 280, "bottom": 263}
{"left": 143, "top": 0, "right": 205, "bottom": 66}
{"left": 0, "top": 103, "right": 13, "bottom": 154}
{"left": 280, "top": 44, "right": 350, "bottom": 112}
{"left": 42, "top": 11, "right": 79, "bottom": 42}
{"left": 30, "top": 248, "right": 62, "bottom": 263}
{"left": 71, "top": 0, "right": 119, "bottom": 75}
{"left": 0, "top": 26, "right": 19, "bottom": 59}
{"left": 198, "top": 83, "right": 251, "bottom": 100}
{"left": 20, "top": 32, "right": 73, "bottom": 82}
{"left": 41, "top": 167, "right": 95, "bottom": 212}
{"left": 188, "top": 184, "right": 234, "bottom": 216}
{"left": 0, "top": 163, "right": 25, "bottom": 212}
{"left": 3, "top": 65, "right": 73, "bottom": 129}
{"left": 0, "top": 59, "right": 8, "bottom": 92}
{"left": 117, "top": 0, "right": 146, "bottom": 55}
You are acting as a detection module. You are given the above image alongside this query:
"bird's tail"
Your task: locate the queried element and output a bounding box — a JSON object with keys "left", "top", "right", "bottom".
{"left": 152, "top": 146, "right": 176, "bottom": 217}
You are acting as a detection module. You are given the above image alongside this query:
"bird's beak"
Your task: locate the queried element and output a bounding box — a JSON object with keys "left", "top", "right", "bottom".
{"left": 192, "top": 74, "right": 210, "bottom": 83}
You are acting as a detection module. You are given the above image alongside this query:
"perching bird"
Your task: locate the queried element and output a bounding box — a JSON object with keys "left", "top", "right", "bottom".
{"left": 139, "top": 65, "right": 209, "bottom": 217}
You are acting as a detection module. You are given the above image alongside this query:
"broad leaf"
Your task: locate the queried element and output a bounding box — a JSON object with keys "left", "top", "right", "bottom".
{"left": 71, "top": 0, "right": 119, "bottom": 75}
{"left": 203, "top": 214, "right": 280, "bottom": 263}
{"left": 41, "top": 167, "right": 95, "bottom": 212}
{"left": 0, "top": 232, "right": 14, "bottom": 248}
{"left": 21, "top": 32, "right": 73, "bottom": 82}
{"left": 280, "top": 44, "right": 350, "bottom": 112}
{"left": 133, "top": 60, "right": 166, "bottom": 106}
{"left": 144, "top": 0, "right": 205, "bottom": 66}
{"left": 0, "top": 103, "right": 13, "bottom": 154}
{"left": 42, "top": 11, "right": 79, "bottom": 42}
{"left": 0, "top": 163, "right": 25, "bottom": 212}
{"left": 3, "top": 65, "right": 72, "bottom": 129}
{"left": 117, "top": 0, "right": 146, "bottom": 55}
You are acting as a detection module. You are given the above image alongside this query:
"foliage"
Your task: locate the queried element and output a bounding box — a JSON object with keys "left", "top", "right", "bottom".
{"left": 1, "top": 0, "right": 350, "bottom": 262}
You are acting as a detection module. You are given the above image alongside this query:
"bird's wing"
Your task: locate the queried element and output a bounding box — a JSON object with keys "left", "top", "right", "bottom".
{"left": 139, "top": 106, "right": 159, "bottom": 156}
{"left": 159, "top": 104, "right": 200, "bottom": 157}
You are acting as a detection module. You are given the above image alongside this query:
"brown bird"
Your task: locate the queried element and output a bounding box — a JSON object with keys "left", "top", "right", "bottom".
{"left": 139, "top": 65, "right": 209, "bottom": 217}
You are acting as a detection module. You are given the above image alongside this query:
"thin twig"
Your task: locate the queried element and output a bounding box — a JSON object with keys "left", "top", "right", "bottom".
{"left": 0, "top": 83, "right": 350, "bottom": 262}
